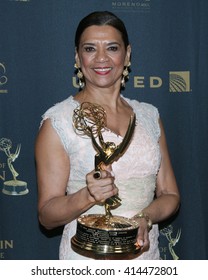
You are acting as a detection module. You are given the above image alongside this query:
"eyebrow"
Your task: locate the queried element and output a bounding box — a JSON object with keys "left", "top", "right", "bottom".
{"left": 81, "top": 42, "right": 121, "bottom": 47}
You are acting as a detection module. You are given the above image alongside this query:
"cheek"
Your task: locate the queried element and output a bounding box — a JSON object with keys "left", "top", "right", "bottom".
{"left": 111, "top": 54, "right": 126, "bottom": 66}
{"left": 79, "top": 53, "right": 93, "bottom": 68}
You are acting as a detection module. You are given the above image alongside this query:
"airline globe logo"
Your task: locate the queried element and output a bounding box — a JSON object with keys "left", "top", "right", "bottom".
{"left": 133, "top": 71, "right": 191, "bottom": 92}
{"left": 169, "top": 71, "right": 191, "bottom": 92}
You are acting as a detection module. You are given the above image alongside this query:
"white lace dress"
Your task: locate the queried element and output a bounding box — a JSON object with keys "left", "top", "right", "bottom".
{"left": 41, "top": 95, "right": 161, "bottom": 260}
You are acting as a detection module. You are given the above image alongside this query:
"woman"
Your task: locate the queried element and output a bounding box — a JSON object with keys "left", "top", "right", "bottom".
{"left": 35, "top": 11, "right": 180, "bottom": 260}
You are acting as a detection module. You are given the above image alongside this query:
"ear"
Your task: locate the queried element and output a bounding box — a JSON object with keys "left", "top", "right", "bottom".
{"left": 75, "top": 48, "right": 81, "bottom": 67}
{"left": 125, "top": 45, "right": 131, "bottom": 66}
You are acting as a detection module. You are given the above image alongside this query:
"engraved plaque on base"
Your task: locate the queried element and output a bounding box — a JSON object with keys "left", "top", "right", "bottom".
{"left": 71, "top": 214, "right": 140, "bottom": 259}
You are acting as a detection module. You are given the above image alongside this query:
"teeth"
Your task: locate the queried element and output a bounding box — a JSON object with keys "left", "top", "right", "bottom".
{"left": 94, "top": 68, "right": 111, "bottom": 72}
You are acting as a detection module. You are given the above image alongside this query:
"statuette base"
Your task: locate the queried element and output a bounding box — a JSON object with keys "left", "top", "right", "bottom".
{"left": 2, "top": 180, "right": 29, "bottom": 195}
{"left": 71, "top": 214, "right": 140, "bottom": 259}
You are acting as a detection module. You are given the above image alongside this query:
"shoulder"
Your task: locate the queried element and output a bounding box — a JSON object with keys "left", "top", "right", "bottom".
{"left": 43, "top": 96, "right": 77, "bottom": 116}
{"left": 39, "top": 96, "right": 79, "bottom": 152}
{"left": 122, "top": 96, "right": 159, "bottom": 119}
{"left": 123, "top": 96, "right": 161, "bottom": 140}
{"left": 41, "top": 95, "right": 78, "bottom": 123}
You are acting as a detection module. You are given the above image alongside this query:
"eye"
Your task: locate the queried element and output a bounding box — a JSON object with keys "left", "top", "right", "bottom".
{"left": 84, "top": 46, "right": 95, "bottom": 52}
{"left": 108, "top": 46, "right": 119, "bottom": 52}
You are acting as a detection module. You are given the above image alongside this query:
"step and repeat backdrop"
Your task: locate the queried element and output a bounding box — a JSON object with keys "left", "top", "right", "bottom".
{"left": 0, "top": 0, "right": 207, "bottom": 260}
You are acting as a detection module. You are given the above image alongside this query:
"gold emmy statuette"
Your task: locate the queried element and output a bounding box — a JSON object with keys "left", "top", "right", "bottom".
{"left": 0, "top": 138, "right": 29, "bottom": 195}
{"left": 71, "top": 102, "right": 140, "bottom": 258}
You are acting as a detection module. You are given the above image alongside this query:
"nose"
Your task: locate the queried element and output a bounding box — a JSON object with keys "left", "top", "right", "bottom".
{"left": 95, "top": 49, "right": 109, "bottom": 63}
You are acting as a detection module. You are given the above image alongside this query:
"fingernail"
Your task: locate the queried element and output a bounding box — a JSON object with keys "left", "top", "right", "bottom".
{"left": 138, "top": 239, "right": 144, "bottom": 247}
{"left": 134, "top": 242, "right": 141, "bottom": 250}
{"left": 110, "top": 171, "right": 115, "bottom": 177}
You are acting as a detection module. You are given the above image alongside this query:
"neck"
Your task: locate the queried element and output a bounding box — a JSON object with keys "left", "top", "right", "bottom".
{"left": 79, "top": 85, "right": 122, "bottom": 109}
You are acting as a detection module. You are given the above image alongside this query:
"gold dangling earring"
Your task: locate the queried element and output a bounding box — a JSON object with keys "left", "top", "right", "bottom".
{"left": 121, "top": 62, "right": 131, "bottom": 88}
{"left": 74, "top": 63, "right": 85, "bottom": 88}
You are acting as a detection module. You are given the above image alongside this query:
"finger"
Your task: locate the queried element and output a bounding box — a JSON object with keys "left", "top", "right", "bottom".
{"left": 136, "top": 224, "right": 146, "bottom": 246}
{"left": 102, "top": 184, "right": 118, "bottom": 195}
{"left": 136, "top": 229, "right": 149, "bottom": 251}
{"left": 93, "top": 170, "right": 114, "bottom": 180}
{"left": 99, "top": 163, "right": 112, "bottom": 171}
{"left": 99, "top": 164, "right": 115, "bottom": 176}
{"left": 97, "top": 184, "right": 118, "bottom": 201}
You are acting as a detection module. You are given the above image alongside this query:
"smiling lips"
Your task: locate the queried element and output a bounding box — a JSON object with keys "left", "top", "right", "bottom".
{"left": 93, "top": 67, "right": 112, "bottom": 75}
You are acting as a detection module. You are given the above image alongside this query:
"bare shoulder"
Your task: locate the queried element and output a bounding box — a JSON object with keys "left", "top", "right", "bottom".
{"left": 35, "top": 118, "right": 69, "bottom": 166}
{"left": 35, "top": 118, "right": 70, "bottom": 205}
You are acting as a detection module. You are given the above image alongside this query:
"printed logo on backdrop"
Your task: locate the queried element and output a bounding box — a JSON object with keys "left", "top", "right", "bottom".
{"left": 0, "top": 63, "right": 8, "bottom": 94}
{"left": 159, "top": 225, "right": 181, "bottom": 260}
{"left": 73, "top": 70, "right": 191, "bottom": 93}
{"left": 0, "top": 138, "right": 29, "bottom": 196}
{"left": 169, "top": 71, "right": 191, "bottom": 92}
{"left": 0, "top": 240, "right": 14, "bottom": 259}
{"left": 111, "top": 0, "right": 151, "bottom": 12}
{"left": 133, "top": 70, "right": 191, "bottom": 92}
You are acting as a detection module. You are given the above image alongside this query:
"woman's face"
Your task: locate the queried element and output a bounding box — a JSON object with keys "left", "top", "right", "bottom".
{"left": 76, "top": 25, "right": 131, "bottom": 89}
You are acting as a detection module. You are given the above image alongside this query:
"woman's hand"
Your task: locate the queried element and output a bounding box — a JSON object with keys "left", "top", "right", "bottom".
{"left": 135, "top": 218, "right": 150, "bottom": 252}
{"left": 86, "top": 165, "right": 118, "bottom": 204}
